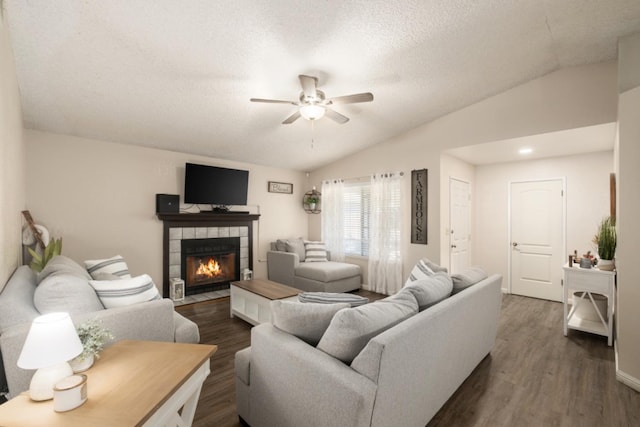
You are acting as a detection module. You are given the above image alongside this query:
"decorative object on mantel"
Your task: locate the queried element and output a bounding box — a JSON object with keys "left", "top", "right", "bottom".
{"left": 411, "top": 169, "right": 428, "bottom": 244}
{"left": 268, "top": 181, "right": 293, "bottom": 194}
{"left": 303, "top": 187, "right": 322, "bottom": 213}
{"left": 69, "top": 319, "right": 114, "bottom": 374}
{"left": 594, "top": 216, "right": 616, "bottom": 271}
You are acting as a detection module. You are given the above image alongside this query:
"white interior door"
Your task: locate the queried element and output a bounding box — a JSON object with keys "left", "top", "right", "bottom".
{"left": 510, "top": 179, "right": 565, "bottom": 302}
{"left": 449, "top": 178, "right": 471, "bottom": 274}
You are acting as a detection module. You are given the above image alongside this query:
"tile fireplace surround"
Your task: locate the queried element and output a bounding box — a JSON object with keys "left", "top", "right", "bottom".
{"left": 157, "top": 213, "right": 260, "bottom": 298}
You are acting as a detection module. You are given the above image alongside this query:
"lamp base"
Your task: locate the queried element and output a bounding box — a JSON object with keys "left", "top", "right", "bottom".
{"left": 29, "top": 362, "right": 74, "bottom": 401}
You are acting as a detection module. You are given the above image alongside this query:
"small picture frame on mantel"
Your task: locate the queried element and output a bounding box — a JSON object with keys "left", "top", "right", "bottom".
{"left": 268, "top": 181, "right": 293, "bottom": 194}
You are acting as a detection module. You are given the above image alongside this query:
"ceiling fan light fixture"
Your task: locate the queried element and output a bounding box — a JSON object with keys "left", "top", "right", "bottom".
{"left": 299, "top": 104, "right": 326, "bottom": 121}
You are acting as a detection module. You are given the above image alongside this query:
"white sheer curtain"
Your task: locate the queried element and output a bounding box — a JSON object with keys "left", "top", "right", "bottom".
{"left": 368, "top": 172, "right": 404, "bottom": 295}
{"left": 321, "top": 179, "right": 345, "bottom": 262}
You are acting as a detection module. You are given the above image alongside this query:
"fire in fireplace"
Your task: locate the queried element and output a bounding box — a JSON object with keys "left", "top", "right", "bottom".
{"left": 181, "top": 237, "right": 240, "bottom": 295}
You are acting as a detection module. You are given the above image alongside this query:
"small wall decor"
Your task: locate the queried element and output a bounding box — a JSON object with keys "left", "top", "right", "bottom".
{"left": 268, "top": 181, "right": 293, "bottom": 194}
{"left": 411, "top": 169, "right": 428, "bottom": 244}
{"left": 303, "top": 187, "right": 321, "bottom": 214}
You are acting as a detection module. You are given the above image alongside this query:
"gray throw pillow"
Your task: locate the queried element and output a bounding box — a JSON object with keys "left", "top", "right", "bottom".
{"left": 38, "top": 255, "right": 92, "bottom": 284}
{"left": 275, "top": 239, "right": 288, "bottom": 252}
{"left": 404, "top": 272, "right": 453, "bottom": 311}
{"left": 35, "top": 273, "right": 104, "bottom": 314}
{"left": 317, "top": 292, "right": 418, "bottom": 364}
{"left": 271, "top": 301, "right": 350, "bottom": 346}
{"left": 423, "top": 258, "right": 448, "bottom": 274}
{"left": 285, "top": 238, "right": 306, "bottom": 262}
{"left": 0, "top": 266, "right": 39, "bottom": 331}
{"left": 451, "top": 266, "right": 488, "bottom": 294}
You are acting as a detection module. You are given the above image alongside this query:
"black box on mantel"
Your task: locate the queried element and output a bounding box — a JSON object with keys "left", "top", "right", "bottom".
{"left": 156, "top": 194, "right": 179, "bottom": 214}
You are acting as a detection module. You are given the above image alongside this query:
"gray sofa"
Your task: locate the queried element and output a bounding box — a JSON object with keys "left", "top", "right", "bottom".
{"left": 235, "top": 273, "right": 502, "bottom": 427}
{"left": 267, "top": 239, "right": 361, "bottom": 292}
{"left": 0, "top": 256, "right": 199, "bottom": 398}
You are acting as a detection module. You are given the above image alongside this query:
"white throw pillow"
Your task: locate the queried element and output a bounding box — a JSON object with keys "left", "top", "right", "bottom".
{"left": 404, "top": 258, "right": 435, "bottom": 287}
{"left": 304, "top": 240, "right": 328, "bottom": 262}
{"left": 89, "top": 274, "right": 161, "bottom": 308}
{"left": 84, "top": 255, "right": 132, "bottom": 279}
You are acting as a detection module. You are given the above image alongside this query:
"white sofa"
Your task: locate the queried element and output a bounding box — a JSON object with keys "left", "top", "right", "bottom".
{"left": 235, "top": 273, "right": 502, "bottom": 427}
{"left": 0, "top": 256, "right": 199, "bottom": 398}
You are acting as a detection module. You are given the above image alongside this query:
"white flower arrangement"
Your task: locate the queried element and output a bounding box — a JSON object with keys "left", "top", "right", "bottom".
{"left": 76, "top": 319, "right": 114, "bottom": 361}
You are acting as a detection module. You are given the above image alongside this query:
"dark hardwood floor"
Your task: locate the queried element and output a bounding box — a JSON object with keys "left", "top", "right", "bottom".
{"left": 177, "top": 292, "right": 640, "bottom": 427}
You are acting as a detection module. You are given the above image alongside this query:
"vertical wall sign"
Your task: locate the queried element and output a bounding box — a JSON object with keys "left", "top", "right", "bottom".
{"left": 411, "top": 169, "right": 428, "bottom": 244}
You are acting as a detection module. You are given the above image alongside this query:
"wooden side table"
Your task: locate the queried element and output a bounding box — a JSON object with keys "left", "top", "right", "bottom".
{"left": 563, "top": 263, "right": 616, "bottom": 346}
{"left": 0, "top": 340, "right": 217, "bottom": 426}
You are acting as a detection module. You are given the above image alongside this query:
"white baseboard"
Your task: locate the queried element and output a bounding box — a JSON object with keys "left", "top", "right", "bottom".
{"left": 614, "top": 339, "right": 640, "bottom": 392}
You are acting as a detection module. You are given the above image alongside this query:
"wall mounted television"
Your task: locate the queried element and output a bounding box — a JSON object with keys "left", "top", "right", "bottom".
{"left": 184, "top": 163, "right": 249, "bottom": 207}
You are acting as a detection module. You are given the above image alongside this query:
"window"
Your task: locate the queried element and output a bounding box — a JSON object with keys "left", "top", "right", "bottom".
{"left": 343, "top": 182, "right": 370, "bottom": 256}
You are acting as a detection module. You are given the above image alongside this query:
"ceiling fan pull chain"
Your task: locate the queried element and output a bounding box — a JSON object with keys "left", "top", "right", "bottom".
{"left": 311, "top": 120, "right": 315, "bottom": 149}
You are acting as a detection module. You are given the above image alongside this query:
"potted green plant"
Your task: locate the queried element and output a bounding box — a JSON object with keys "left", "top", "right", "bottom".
{"left": 306, "top": 195, "right": 320, "bottom": 211}
{"left": 595, "top": 216, "right": 616, "bottom": 271}
{"left": 69, "top": 319, "right": 114, "bottom": 373}
{"left": 27, "top": 237, "right": 62, "bottom": 272}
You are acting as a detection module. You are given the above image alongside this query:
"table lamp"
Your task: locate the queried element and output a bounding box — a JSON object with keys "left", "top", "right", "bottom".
{"left": 17, "top": 312, "right": 83, "bottom": 401}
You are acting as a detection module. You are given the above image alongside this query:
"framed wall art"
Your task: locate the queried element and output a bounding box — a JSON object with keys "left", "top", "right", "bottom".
{"left": 268, "top": 181, "right": 293, "bottom": 194}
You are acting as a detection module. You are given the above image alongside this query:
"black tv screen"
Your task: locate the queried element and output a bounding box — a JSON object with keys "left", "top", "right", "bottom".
{"left": 184, "top": 163, "right": 249, "bottom": 206}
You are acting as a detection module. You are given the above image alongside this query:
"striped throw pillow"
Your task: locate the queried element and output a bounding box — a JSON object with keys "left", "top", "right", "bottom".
{"left": 89, "top": 274, "right": 161, "bottom": 308}
{"left": 304, "top": 240, "right": 328, "bottom": 262}
{"left": 84, "top": 255, "right": 132, "bottom": 279}
{"left": 404, "top": 258, "right": 435, "bottom": 287}
{"left": 298, "top": 292, "right": 369, "bottom": 307}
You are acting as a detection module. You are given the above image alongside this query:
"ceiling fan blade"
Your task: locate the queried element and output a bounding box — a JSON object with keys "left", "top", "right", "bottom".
{"left": 250, "top": 98, "right": 297, "bottom": 105}
{"left": 282, "top": 111, "right": 301, "bottom": 124}
{"left": 299, "top": 75, "right": 318, "bottom": 98}
{"left": 325, "top": 108, "right": 350, "bottom": 124}
{"left": 327, "top": 92, "right": 374, "bottom": 105}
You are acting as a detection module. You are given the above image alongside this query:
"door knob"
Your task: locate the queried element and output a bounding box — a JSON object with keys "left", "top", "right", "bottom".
{"left": 512, "top": 242, "right": 518, "bottom": 247}
{"left": 451, "top": 245, "right": 457, "bottom": 249}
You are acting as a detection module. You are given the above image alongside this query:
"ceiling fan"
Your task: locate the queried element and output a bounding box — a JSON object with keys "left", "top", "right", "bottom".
{"left": 250, "top": 75, "right": 374, "bottom": 124}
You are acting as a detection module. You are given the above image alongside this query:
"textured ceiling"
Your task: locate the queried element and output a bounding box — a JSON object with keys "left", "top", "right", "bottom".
{"left": 4, "top": 1, "right": 640, "bottom": 171}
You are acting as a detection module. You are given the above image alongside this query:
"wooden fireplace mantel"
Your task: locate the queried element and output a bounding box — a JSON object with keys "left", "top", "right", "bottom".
{"left": 157, "top": 212, "right": 260, "bottom": 225}
{"left": 157, "top": 212, "right": 260, "bottom": 297}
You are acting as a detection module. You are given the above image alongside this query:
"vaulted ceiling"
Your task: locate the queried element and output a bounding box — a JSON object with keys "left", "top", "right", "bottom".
{"left": 4, "top": 1, "right": 640, "bottom": 171}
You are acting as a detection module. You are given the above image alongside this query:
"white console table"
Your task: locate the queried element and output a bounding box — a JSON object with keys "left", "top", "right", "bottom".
{"left": 563, "top": 263, "right": 616, "bottom": 346}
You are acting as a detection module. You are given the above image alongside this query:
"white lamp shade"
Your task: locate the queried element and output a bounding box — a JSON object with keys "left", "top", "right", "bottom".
{"left": 299, "top": 104, "right": 326, "bottom": 120}
{"left": 18, "top": 312, "right": 83, "bottom": 369}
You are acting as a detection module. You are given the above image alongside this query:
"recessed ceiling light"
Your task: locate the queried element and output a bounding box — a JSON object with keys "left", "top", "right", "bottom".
{"left": 519, "top": 147, "right": 533, "bottom": 155}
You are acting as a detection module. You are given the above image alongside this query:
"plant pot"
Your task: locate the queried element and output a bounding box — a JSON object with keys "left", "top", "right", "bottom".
{"left": 598, "top": 259, "right": 615, "bottom": 271}
{"left": 69, "top": 354, "right": 94, "bottom": 373}
{"left": 309, "top": 203, "right": 316, "bottom": 211}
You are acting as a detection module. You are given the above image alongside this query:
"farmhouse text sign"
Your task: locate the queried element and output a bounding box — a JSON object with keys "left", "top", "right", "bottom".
{"left": 411, "top": 169, "right": 428, "bottom": 244}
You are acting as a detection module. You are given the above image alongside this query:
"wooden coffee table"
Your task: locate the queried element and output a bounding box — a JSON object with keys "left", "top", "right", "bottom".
{"left": 230, "top": 278, "right": 300, "bottom": 325}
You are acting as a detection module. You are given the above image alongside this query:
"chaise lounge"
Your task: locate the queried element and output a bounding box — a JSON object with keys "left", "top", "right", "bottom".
{"left": 267, "top": 238, "right": 361, "bottom": 293}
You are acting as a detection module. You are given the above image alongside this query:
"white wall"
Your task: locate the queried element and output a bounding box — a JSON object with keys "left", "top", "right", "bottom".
{"left": 616, "top": 31, "right": 640, "bottom": 390}
{"left": 25, "top": 130, "right": 308, "bottom": 292}
{"left": 440, "top": 154, "right": 475, "bottom": 270}
{"left": 474, "top": 151, "right": 614, "bottom": 292}
{"left": 309, "top": 62, "right": 618, "bottom": 282}
{"left": 0, "top": 10, "right": 26, "bottom": 291}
